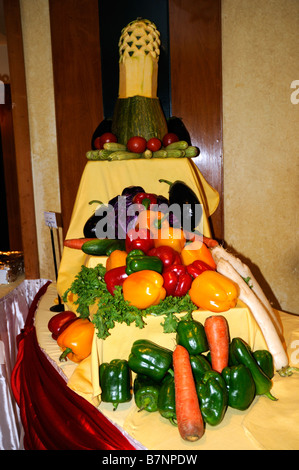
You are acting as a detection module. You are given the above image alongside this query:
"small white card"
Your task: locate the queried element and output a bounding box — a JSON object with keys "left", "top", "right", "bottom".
{"left": 44, "top": 211, "right": 58, "bottom": 229}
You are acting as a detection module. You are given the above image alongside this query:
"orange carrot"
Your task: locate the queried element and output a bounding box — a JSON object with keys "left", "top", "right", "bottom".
{"left": 204, "top": 315, "right": 229, "bottom": 373}
{"left": 173, "top": 345, "right": 205, "bottom": 442}
{"left": 63, "top": 238, "right": 96, "bottom": 249}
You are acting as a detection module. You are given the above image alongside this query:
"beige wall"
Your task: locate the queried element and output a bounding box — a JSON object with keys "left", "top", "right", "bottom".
{"left": 222, "top": 0, "right": 299, "bottom": 313}
{"left": 20, "top": 0, "right": 299, "bottom": 313}
{"left": 20, "top": 0, "right": 62, "bottom": 280}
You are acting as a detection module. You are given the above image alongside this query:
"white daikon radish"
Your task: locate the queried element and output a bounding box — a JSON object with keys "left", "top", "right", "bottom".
{"left": 216, "top": 258, "right": 292, "bottom": 375}
{"left": 211, "top": 245, "right": 282, "bottom": 335}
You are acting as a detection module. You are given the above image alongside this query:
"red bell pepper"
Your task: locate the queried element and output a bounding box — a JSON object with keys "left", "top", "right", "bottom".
{"left": 125, "top": 228, "right": 155, "bottom": 254}
{"left": 186, "top": 259, "right": 214, "bottom": 279}
{"left": 162, "top": 264, "right": 192, "bottom": 297}
{"left": 104, "top": 265, "right": 128, "bottom": 295}
{"left": 48, "top": 311, "right": 77, "bottom": 340}
{"left": 147, "top": 245, "right": 181, "bottom": 270}
{"left": 133, "top": 192, "right": 158, "bottom": 208}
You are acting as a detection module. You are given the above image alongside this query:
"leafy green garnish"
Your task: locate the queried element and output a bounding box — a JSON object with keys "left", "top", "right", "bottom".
{"left": 242, "top": 276, "right": 253, "bottom": 289}
{"left": 63, "top": 264, "right": 197, "bottom": 339}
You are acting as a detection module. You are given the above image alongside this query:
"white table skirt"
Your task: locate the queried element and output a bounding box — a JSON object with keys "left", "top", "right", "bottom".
{"left": 0, "top": 279, "right": 50, "bottom": 450}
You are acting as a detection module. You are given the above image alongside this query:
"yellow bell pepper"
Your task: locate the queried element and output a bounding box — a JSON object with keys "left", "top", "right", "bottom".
{"left": 106, "top": 249, "right": 127, "bottom": 271}
{"left": 57, "top": 318, "right": 95, "bottom": 363}
{"left": 122, "top": 270, "right": 166, "bottom": 309}
{"left": 154, "top": 227, "right": 186, "bottom": 253}
{"left": 189, "top": 270, "right": 239, "bottom": 312}
{"left": 180, "top": 239, "right": 216, "bottom": 269}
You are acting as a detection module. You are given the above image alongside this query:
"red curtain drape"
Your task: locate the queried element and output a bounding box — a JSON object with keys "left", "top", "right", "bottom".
{"left": 11, "top": 281, "right": 136, "bottom": 450}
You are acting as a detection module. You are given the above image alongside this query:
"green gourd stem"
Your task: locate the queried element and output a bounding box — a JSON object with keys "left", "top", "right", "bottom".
{"left": 264, "top": 391, "right": 278, "bottom": 401}
{"left": 141, "top": 198, "right": 151, "bottom": 209}
{"left": 153, "top": 211, "right": 169, "bottom": 229}
{"left": 159, "top": 179, "right": 173, "bottom": 186}
{"left": 59, "top": 347, "right": 72, "bottom": 362}
{"left": 88, "top": 200, "right": 103, "bottom": 205}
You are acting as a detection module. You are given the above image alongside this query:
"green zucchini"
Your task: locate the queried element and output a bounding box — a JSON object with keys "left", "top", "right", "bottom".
{"left": 164, "top": 149, "right": 185, "bottom": 158}
{"left": 81, "top": 238, "right": 126, "bottom": 256}
{"left": 103, "top": 142, "right": 127, "bottom": 151}
{"left": 152, "top": 149, "right": 168, "bottom": 158}
{"left": 108, "top": 151, "right": 143, "bottom": 161}
{"left": 165, "top": 140, "right": 189, "bottom": 150}
{"left": 86, "top": 149, "right": 114, "bottom": 161}
{"left": 184, "top": 146, "right": 200, "bottom": 158}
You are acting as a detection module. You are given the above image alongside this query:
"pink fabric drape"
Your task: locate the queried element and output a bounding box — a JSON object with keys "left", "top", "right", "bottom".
{"left": 11, "top": 281, "right": 136, "bottom": 450}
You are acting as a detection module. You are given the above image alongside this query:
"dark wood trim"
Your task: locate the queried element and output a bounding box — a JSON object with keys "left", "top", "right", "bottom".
{"left": 3, "top": 0, "right": 40, "bottom": 278}
{"left": 49, "top": 0, "right": 104, "bottom": 236}
{"left": 0, "top": 85, "right": 22, "bottom": 250}
{"left": 169, "top": 0, "right": 223, "bottom": 241}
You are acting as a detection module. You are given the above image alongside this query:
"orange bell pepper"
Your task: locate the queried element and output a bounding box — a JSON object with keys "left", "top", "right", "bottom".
{"left": 122, "top": 270, "right": 166, "bottom": 309}
{"left": 189, "top": 270, "right": 239, "bottom": 312}
{"left": 106, "top": 249, "right": 127, "bottom": 271}
{"left": 57, "top": 318, "right": 95, "bottom": 362}
{"left": 180, "top": 239, "right": 216, "bottom": 269}
{"left": 154, "top": 227, "right": 186, "bottom": 253}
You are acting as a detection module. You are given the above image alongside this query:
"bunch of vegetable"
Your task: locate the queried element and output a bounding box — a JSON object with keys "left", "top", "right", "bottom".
{"left": 86, "top": 131, "right": 199, "bottom": 162}
{"left": 62, "top": 183, "right": 297, "bottom": 380}
{"left": 63, "top": 183, "right": 238, "bottom": 339}
{"left": 98, "top": 316, "right": 277, "bottom": 443}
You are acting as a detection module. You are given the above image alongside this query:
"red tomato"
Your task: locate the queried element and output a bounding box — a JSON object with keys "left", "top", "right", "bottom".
{"left": 147, "top": 138, "right": 162, "bottom": 151}
{"left": 127, "top": 136, "right": 147, "bottom": 153}
{"left": 94, "top": 137, "right": 102, "bottom": 149}
{"left": 162, "top": 133, "right": 179, "bottom": 147}
{"left": 99, "top": 132, "right": 117, "bottom": 149}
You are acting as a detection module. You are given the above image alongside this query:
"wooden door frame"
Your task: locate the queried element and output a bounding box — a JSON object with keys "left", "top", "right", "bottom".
{"left": 3, "top": 0, "right": 39, "bottom": 278}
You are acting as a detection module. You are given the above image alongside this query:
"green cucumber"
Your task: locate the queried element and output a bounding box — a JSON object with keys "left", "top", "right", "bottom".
{"left": 81, "top": 238, "right": 126, "bottom": 256}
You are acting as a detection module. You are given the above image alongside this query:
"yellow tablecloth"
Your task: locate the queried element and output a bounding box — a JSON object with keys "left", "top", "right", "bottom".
{"left": 57, "top": 158, "right": 219, "bottom": 304}
{"left": 36, "top": 283, "right": 299, "bottom": 450}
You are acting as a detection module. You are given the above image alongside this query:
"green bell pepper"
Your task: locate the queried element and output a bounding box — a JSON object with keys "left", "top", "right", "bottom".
{"left": 190, "top": 354, "right": 211, "bottom": 382}
{"left": 196, "top": 370, "right": 228, "bottom": 426}
{"left": 176, "top": 319, "right": 209, "bottom": 355}
{"left": 231, "top": 338, "right": 277, "bottom": 401}
{"left": 128, "top": 339, "right": 173, "bottom": 382}
{"left": 222, "top": 364, "right": 256, "bottom": 410}
{"left": 125, "top": 249, "right": 163, "bottom": 275}
{"left": 99, "top": 359, "right": 132, "bottom": 410}
{"left": 133, "top": 374, "right": 161, "bottom": 412}
{"left": 157, "top": 372, "right": 177, "bottom": 426}
{"left": 228, "top": 342, "right": 239, "bottom": 366}
{"left": 253, "top": 349, "right": 274, "bottom": 379}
